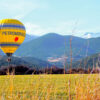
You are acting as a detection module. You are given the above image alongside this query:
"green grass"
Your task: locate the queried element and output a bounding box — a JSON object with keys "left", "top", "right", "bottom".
{"left": 0, "top": 74, "right": 100, "bottom": 100}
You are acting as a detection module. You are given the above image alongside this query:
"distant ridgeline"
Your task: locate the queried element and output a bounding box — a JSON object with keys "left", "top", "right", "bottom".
{"left": 0, "top": 56, "right": 52, "bottom": 69}
{"left": 15, "top": 33, "right": 100, "bottom": 62}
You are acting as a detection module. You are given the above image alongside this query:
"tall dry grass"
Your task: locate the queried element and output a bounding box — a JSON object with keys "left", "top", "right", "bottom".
{"left": 0, "top": 74, "right": 99, "bottom": 100}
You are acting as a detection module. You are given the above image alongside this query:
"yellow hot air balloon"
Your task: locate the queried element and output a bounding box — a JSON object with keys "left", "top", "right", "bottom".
{"left": 0, "top": 19, "right": 26, "bottom": 57}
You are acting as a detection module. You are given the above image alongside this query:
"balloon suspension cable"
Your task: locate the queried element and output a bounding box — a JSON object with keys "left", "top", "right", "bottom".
{"left": 7, "top": 57, "right": 11, "bottom": 67}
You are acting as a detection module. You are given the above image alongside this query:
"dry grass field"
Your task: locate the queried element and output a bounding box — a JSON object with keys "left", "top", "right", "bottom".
{"left": 0, "top": 74, "right": 100, "bottom": 100}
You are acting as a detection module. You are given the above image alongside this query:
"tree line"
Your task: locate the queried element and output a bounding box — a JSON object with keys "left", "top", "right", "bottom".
{"left": 0, "top": 65, "right": 100, "bottom": 75}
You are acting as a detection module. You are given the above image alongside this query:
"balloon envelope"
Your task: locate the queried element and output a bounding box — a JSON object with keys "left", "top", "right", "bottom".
{"left": 0, "top": 19, "right": 26, "bottom": 57}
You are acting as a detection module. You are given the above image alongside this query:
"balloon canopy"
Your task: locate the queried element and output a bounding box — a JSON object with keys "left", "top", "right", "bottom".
{"left": 0, "top": 19, "right": 26, "bottom": 57}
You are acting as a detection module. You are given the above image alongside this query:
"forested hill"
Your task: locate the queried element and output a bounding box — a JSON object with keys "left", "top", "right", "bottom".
{"left": 72, "top": 53, "right": 100, "bottom": 69}
{"left": 0, "top": 56, "right": 52, "bottom": 69}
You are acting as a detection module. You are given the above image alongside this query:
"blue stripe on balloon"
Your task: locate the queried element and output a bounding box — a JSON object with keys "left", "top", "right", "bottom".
{"left": 0, "top": 44, "right": 20, "bottom": 46}
{"left": 0, "top": 24, "right": 25, "bottom": 30}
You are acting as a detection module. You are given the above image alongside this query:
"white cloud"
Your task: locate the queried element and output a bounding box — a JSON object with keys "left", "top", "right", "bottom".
{"left": 25, "top": 22, "right": 49, "bottom": 35}
{"left": 52, "top": 20, "right": 79, "bottom": 35}
{"left": 24, "top": 20, "right": 79, "bottom": 36}
{"left": 24, "top": 20, "right": 100, "bottom": 37}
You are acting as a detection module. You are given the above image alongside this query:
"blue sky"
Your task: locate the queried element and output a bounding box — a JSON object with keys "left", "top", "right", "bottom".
{"left": 0, "top": 0, "right": 100, "bottom": 36}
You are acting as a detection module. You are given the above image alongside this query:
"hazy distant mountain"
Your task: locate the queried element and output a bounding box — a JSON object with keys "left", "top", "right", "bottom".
{"left": 83, "top": 32, "right": 100, "bottom": 38}
{"left": 24, "top": 34, "right": 38, "bottom": 43}
{"left": 1, "top": 32, "right": 100, "bottom": 64}
{"left": 15, "top": 33, "right": 90, "bottom": 61}
{"left": 1, "top": 32, "right": 100, "bottom": 68}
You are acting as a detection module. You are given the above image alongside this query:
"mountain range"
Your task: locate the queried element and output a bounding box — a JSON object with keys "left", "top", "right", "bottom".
{"left": 15, "top": 33, "right": 100, "bottom": 62}
{"left": 24, "top": 34, "right": 38, "bottom": 43}
{"left": 1, "top": 32, "right": 100, "bottom": 69}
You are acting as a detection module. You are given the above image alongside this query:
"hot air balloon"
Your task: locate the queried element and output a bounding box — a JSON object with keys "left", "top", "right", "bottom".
{"left": 0, "top": 19, "right": 26, "bottom": 62}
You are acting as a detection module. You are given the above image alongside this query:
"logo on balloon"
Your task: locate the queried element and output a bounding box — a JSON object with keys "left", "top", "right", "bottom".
{"left": 15, "top": 37, "right": 19, "bottom": 42}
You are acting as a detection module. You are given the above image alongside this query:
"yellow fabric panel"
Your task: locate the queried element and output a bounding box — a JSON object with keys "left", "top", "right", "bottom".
{"left": 1, "top": 46, "right": 18, "bottom": 53}
{"left": 0, "top": 19, "right": 23, "bottom": 25}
